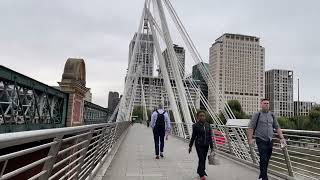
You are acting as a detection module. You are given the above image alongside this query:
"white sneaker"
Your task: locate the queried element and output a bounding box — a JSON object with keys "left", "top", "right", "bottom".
{"left": 258, "top": 178, "right": 262, "bottom": 180}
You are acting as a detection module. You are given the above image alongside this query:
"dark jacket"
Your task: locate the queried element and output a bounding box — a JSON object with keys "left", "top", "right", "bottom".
{"left": 189, "top": 121, "right": 214, "bottom": 149}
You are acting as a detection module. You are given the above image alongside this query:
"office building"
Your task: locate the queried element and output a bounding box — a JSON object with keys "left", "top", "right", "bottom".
{"left": 192, "top": 62, "right": 209, "bottom": 82}
{"left": 128, "top": 32, "right": 154, "bottom": 77}
{"left": 128, "top": 34, "right": 198, "bottom": 111}
{"left": 208, "top": 33, "right": 265, "bottom": 115}
{"left": 192, "top": 62, "right": 209, "bottom": 109}
{"left": 160, "top": 44, "right": 185, "bottom": 79}
{"left": 265, "top": 69, "right": 294, "bottom": 117}
{"left": 294, "top": 101, "right": 316, "bottom": 116}
{"left": 133, "top": 77, "right": 200, "bottom": 111}
{"left": 108, "top": 92, "right": 120, "bottom": 112}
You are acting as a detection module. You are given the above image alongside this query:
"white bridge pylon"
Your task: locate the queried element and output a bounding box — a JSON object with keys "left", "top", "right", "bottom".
{"left": 116, "top": 0, "right": 254, "bottom": 162}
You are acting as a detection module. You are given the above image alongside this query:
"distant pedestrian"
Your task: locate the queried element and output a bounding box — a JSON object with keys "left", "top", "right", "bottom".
{"left": 189, "top": 110, "right": 214, "bottom": 180}
{"left": 150, "top": 104, "right": 171, "bottom": 159}
{"left": 147, "top": 120, "right": 150, "bottom": 127}
{"left": 248, "top": 99, "right": 286, "bottom": 180}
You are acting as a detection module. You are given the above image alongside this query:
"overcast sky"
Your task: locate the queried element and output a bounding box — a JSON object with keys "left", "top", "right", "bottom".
{"left": 0, "top": 0, "right": 319, "bottom": 107}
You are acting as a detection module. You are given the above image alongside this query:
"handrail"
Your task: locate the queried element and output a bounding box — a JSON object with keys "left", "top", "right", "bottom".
{"left": 0, "top": 123, "right": 114, "bottom": 149}
{"left": 216, "top": 124, "right": 320, "bottom": 136}
{"left": 0, "top": 121, "right": 130, "bottom": 180}
{"left": 282, "top": 129, "right": 320, "bottom": 136}
{"left": 170, "top": 122, "right": 320, "bottom": 180}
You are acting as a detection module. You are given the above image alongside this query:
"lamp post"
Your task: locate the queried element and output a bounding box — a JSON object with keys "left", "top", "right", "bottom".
{"left": 297, "top": 78, "right": 300, "bottom": 129}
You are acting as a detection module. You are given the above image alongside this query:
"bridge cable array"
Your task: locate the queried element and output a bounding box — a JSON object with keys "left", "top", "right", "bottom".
{"left": 115, "top": 0, "right": 255, "bottom": 162}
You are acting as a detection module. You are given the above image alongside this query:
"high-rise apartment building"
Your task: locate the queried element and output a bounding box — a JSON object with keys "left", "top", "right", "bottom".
{"left": 108, "top": 91, "right": 120, "bottom": 112}
{"left": 265, "top": 69, "right": 294, "bottom": 117}
{"left": 128, "top": 34, "right": 199, "bottom": 111}
{"left": 192, "top": 62, "right": 209, "bottom": 82}
{"left": 128, "top": 33, "right": 154, "bottom": 77}
{"left": 133, "top": 77, "right": 200, "bottom": 111}
{"left": 208, "top": 33, "right": 265, "bottom": 115}
{"left": 192, "top": 62, "right": 209, "bottom": 110}
{"left": 294, "top": 101, "right": 315, "bottom": 116}
{"left": 160, "top": 44, "right": 185, "bottom": 79}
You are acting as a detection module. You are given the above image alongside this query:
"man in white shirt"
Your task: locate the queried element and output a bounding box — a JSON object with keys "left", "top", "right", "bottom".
{"left": 150, "top": 104, "right": 171, "bottom": 159}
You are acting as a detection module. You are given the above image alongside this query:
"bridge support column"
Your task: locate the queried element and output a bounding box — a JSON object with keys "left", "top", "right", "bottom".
{"left": 58, "top": 58, "right": 89, "bottom": 127}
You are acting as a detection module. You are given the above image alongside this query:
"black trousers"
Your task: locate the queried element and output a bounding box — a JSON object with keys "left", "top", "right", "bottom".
{"left": 153, "top": 129, "right": 165, "bottom": 155}
{"left": 256, "top": 138, "right": 273, "bottom": 180}
{"left": 195, "top": 145, "right": 209, "bottom": 177}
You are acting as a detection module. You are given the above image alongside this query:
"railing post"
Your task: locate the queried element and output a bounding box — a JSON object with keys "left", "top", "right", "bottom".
{"left": 241, "top": 127, "right": 258, "bottom": 165}
{"left": 88, "top": 127, "right": 107, "bottom": 178}
{"left": 109, "top": 124, "right": 118, "bottom": 150}
{"left": 175, "top": 124, "right": 179, "bottom": 137}
{"left": 283, "top": 146, "right": 294, "bottom": 177}
{"left": 224, "top": 127, "right": 234, "bottom": 155}
{"left": 103, "top": 127, "right": 112, "bottom": 152}
{"left": 104, "top": 125, "right": 115, "bottom": 153}
{"left": 187, "top": 123, "right": 192, "bottom": 140}
{"left": 249, "top": 143, "right": 258, "bottom": 165}
{"left": 175, "top": 123, "right": 182, "bottom": 138}
{"left": 173, "top": 123, "right": 178, "bottom": 137}
{"left": 184, "top": 124, "right": 189, "bottom": 139}
{"left": 181, "top": 123, "right": 186, "bottom": 139}
{"left": 75, "top": 129, "right": 94, "bottom": 179}
{"left": 115, "top": 123, "right": 120, "bottom": 141}
{"left": 170, "top": 123, "right": 174, "bottom": 136}
{"left": 39, "top": 136, "right": 63, "bottom": 180}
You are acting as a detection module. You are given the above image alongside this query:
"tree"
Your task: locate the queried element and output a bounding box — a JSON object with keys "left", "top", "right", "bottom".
{"left": 278, "top": 116, "right": 289, "bottom": 128}
{"left": 309, "top": 107, "right": 320, "bottom": 130}
{"left": 278, "top": 116, "right": 296, "bottom": 129}
{"left": 300, "top": 116, "right": 311, "bottom": 130}
{"left": 290, "top": 116, "right": 310, "bottom": 130}
{"left": 204, "top": 111, "right": 214, "bottom": 124}
{"left": 228, "top": 100, "right": 242, "bottom": 112}
{"left": 228, "top": 100, "right": 249, "bottom": 119}
{"left": 218, "top": 112, "right": 227, "bottom": 124}
{"left": 132, "top": 106, "right": 143, "bottom": 123}
{"left": 219, "top": 100, "right": 249, "bottom": 124}
{"left": 168, "top": 110, "right": 175, "bottom": 122}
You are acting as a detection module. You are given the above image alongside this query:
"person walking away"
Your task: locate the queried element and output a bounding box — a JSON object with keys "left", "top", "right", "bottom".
{"left": 150, "top": 104, "right": 171, "bottom": 159}
{"left": 248, "top": 99, "right": 286, "bottom": 180}
{"left": 147, "top": 119, "right": 150, "bottom": 127}
{"left": 189, "top": 110, "right": 214, "bottom": 180}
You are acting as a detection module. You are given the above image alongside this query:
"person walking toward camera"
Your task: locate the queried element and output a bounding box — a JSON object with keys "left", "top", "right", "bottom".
{"left": 248, "top": 99, "right": 286, "bottom": 180}
{"left": 189, "top": 110, "right": 214, "bottom": 180}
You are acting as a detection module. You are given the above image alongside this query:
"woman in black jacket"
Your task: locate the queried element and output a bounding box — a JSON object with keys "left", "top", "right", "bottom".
{"left": 188, "top": 110, "right": 214, "bottom": 180}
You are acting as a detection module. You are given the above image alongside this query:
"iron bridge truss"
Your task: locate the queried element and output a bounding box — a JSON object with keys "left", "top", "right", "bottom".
{"left": 0, "top": 65, "right": 68, "bottom": 133}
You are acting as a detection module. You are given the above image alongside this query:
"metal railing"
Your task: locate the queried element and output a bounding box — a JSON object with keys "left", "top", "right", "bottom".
{"left": 280, "top": 129, "right": 320, "bottom": 180}
{"left": 215, "top": 125, "right": 295, "bottom": 179}
{"left": 170, "top": 122, "right": 320, "bottom": 180}
{"left": 0, "top": 121, "right": 130, "bottom": 180}
{"left": 83, "top": 101, "right": 109, "bottom": 125}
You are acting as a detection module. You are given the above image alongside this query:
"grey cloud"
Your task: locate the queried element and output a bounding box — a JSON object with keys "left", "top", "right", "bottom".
{"left": 0, "top": 0, "right": 319, "bottom": 105}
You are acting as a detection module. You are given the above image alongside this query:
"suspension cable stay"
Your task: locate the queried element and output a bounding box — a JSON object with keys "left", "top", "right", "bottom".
{"left": 116, "top": 0, "right": 252, "bottom": 161}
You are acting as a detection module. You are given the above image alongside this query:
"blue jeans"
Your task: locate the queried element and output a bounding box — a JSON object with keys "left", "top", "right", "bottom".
{"left": 256, "top": 138, "right": 273, "bottom": 180}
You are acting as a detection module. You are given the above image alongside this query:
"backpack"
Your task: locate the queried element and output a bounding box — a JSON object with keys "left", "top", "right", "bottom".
{"left": 155, "top": 110, "right": 166, "bottom": 130}
{"left": 253, "top": 112, "right": 275, "bottom": 135}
